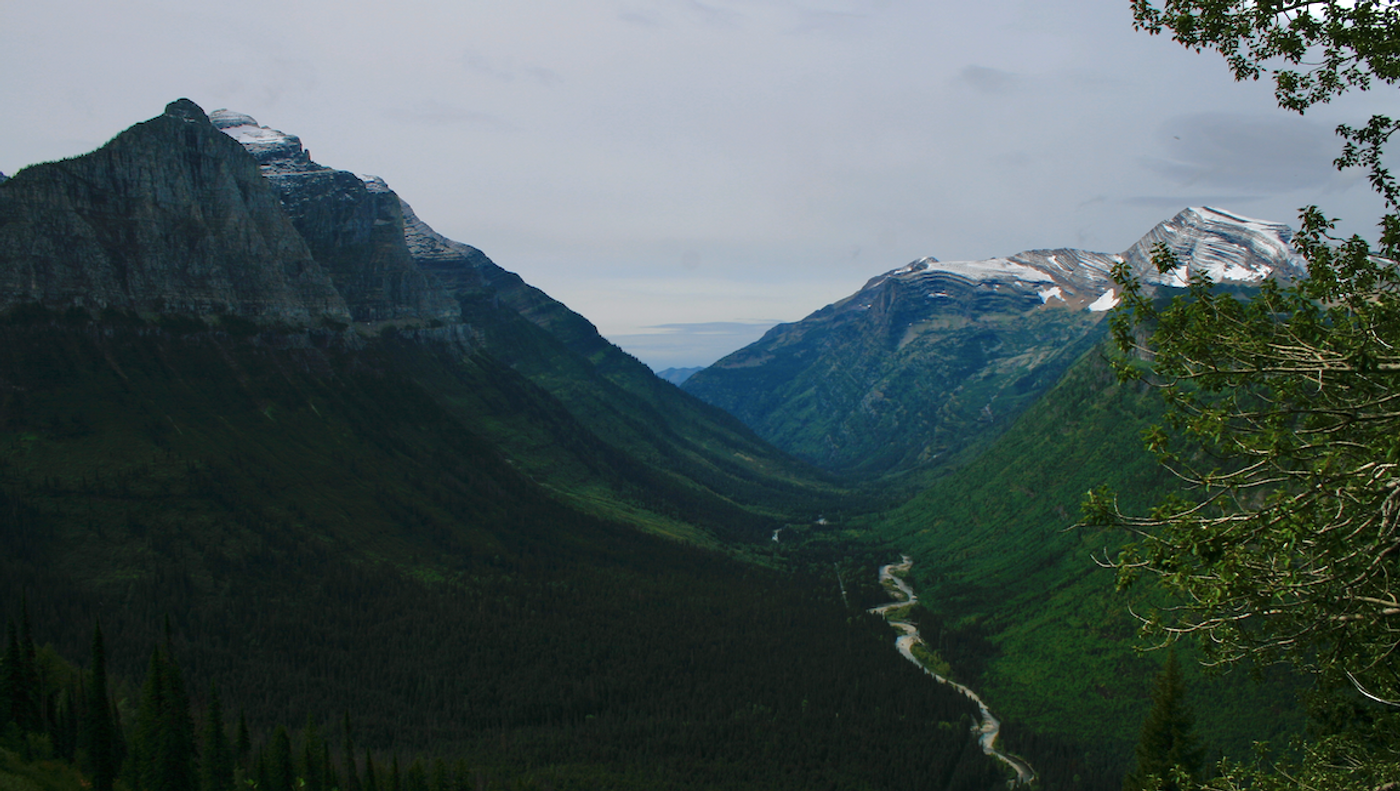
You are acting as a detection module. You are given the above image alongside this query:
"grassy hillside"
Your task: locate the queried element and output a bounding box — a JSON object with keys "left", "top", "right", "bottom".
{"left": 864, "top": 344, "right": 1304, "bottom": 766}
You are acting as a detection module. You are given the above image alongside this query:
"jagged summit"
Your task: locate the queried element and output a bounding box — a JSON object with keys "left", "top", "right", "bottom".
{"left": 209, "top": 109, "right": 317, "bottom": 173}
{"left": 865, "top": 206, "right": 1306, "bottom": 315}
{"left": 211, "top": 107, "right": 459, "bottom": 323}
{"left": 1123, "top": 206, "right": 1307, "bottom": 286}
{"left": 0, "top": 98, "right": 350, "bottom": 321}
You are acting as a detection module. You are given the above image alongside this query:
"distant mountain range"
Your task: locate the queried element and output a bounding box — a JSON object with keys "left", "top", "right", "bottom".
{"left": 682, "top": 206, "right": 1307, "bottom": 477}
{"left": 656, "top": 366, "right": 704, "bottom": 385}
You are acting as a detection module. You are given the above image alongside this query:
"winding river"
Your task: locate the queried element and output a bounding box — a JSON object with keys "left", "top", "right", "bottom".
{"left": 868, "top": 556, "right": 1036, "bottom": 787}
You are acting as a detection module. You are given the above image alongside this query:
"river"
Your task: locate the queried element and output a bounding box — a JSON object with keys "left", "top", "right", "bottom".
{"left": 868, "top": 556, "right": 1036, "bottom": 787}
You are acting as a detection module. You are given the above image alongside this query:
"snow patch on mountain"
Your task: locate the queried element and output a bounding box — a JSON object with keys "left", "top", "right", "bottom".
{"left": 1126, "top": 206, "right": 1306, "bottom": 286}
{"left": 1087, "top": 289, "right": 1118, "bottom": 312}
{"left": 870, "top": 206, "right": 1306, "bottom": 314}
{"left": 903, "top": 256, "right": 1055, "bottom": 284}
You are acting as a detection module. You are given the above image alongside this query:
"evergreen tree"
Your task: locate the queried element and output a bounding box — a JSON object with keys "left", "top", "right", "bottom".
{"left": 342, "top": 711, "right": 361, "bottom": 791}
{"left": 234, "top": 709, "right": 251, "bottom": 780}
{"left": 322, "top": 741, "right": 339, "bottom": 791}
{"left": 430, "top": 757, "right": 448, "bottom": 791}
{"left": 405, "top": 757, "right": 428, "bottom": 791}
{"left": 302, "top": 714, "right": 324, "bottom": 791}
{"left": 265, "top": 725, "right": 295, "bottom": 791}
{"left": 130, "top": 644, "right": 197, "bottom": 791}
{"left": 14, "top": 600, "right": 40, "bottom": 734}
{"left": 1124, "top": 651, "right": 1202, "bottom": 791}
{"left": 0, "top": 618, "right": 25, "bottom": 732}
{"left": 199, "top": 682, "right": 232, "bottom": 791}
{"left": 363, "top": 749, "right": 380, "bottom": 791}
{"left": 80, "top": 623, "right": 116, "bottom": 791}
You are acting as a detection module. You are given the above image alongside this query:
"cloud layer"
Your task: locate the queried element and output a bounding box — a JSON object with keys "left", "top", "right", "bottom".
{"left": 2, "top": 0, "right": 1390, "bottom": 367}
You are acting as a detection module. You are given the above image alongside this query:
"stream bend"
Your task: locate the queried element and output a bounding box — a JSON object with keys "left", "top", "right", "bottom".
{"left": 868, "top": 556, "right": 1036, "bottom": 787}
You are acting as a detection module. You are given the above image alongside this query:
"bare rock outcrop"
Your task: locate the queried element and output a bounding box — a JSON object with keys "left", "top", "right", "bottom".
{"left": 0, "top": 99, "right": 349, "bottom": 322}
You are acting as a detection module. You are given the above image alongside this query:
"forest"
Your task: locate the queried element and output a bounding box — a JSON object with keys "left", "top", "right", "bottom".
{"left": 0, "top": 309, "right": 1126, "bottom": 790}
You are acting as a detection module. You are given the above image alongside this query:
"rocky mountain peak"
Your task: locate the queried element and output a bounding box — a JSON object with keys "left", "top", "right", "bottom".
{"left": 0, "top": 100, "right": 349, "bottom": 321}
{"left": 164, "top": 97, "right": 208, "bottom": 123}
{"left": 212, "top": 108, "right": 460, "bottom": 323}
{"left": 1124, "top": 206, "right": 1308, "bottom": 287}
{"left": 683, "top": 206, "right": 1310, "bottom": 475}
{"left": 209, "top": 109, "right": 317, "bottom": 173}
{"left": 867, "top": 205, "right": 1305, "bottom": 315}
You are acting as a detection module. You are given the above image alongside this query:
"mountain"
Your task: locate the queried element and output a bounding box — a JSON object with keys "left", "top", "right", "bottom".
{"left": 862, "top": 343, "right": 1304, "bottom": 767}
{"left": 211, "top": 108, "right": 850, "bottom": 538}
{"left": 656, "top": 366, "right": 704, "bottom": 385}
{"left": 0, "top": 99, "right": 348, "bottom": 322}
{"left": 682, "top": 207, "right": 1307, "bottom": 478}
{"left": 0, "top": 100, "right": 1016, "bottom": 789}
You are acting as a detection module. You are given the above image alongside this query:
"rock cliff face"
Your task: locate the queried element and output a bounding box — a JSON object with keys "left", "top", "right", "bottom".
{"left": 210, "top": 110, "right": 460, "bottom": 324}
{"left": 682, "top": 208, "right": 1307, "bottom": 476}
{"left": 0, "top": 100, "right": 349, "bottom": 321}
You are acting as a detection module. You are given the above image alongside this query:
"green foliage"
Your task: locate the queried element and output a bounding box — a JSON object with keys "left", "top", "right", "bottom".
{"left": 1100, "top": 0, "right": 1400, "bottom": 710}
{"left": 1095, "top": 240, "right": 1400, "bottom": 699}
{"left": 79, "top": 625, "right": 115, "bottom": 791}
{"left": 1124, "top": 651, "right": 1203, "bottom": 791}
{"left": 199, "top": 684, "right": 231, "bottom": 791}
{"left": 1095, "top": 2, "right": 1400, "bottom": 787}
{"left": 867, "top": 346, "right": 1303, "bottom": 778}
{"left": 1130, "top": 0, "right": 1400, "bottom": 113}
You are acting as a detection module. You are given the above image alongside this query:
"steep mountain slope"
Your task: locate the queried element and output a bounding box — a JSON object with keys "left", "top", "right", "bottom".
{"left": 212, "top": 108, "right": 850, "bottom": 533}
{"left": 0, "top": 101, "right": 1008, "bottom": 789}
{"left": 683, "top": 208, "right": 1307, "bottom": 478}
{"left": 861, "top": 344, "right": 1303, "bottom": 765}
{"left": 0, "top": 100, "right": 348, "bottom": 322}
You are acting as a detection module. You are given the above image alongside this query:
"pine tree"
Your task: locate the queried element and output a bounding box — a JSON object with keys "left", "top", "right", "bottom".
{"left": 14, "top": 600, "right": 40, "bottom": 734}
{"left": 363, "top": 749, "right": 380, "bottom": 791}
{"left": 234, "top": 709, "right": 251, "bottom": 780}
{"left": 265, "top": 725, "right": 294, "bottom": 791}
{"left": 80, "top": 623, "right": 116, "bottom": 791}
{"left": 130, "top": 644, "right": 197, "bottom": 791}
{"left": 405, "top": 757, "right": 428, "bottom": 791}
{"left": 302, "top": 714, "right": 324, "bottom": 791}
{"left": 1124, "top": 651, "right": 1203, "bottom": 791}
{"left": 342, "top": 711, "right": 361, "bottom": 791}
{"left": 0, "top": 618, "right": 16, "bottom": 730}
{"left": 430, "top": 757, "right": 448, "bottom": 791}
{"left": 199, "top": 682, "right": 232, "bottom": 791}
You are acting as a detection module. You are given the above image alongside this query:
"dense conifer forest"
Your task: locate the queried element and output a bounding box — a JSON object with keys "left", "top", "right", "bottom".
{"left": 0, "top": 308, "right": 1094, "bottom": 790}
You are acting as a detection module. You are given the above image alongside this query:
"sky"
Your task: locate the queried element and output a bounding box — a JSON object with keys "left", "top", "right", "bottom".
{"left": 2, "top": 0, "right": 1393, "bottom": 369}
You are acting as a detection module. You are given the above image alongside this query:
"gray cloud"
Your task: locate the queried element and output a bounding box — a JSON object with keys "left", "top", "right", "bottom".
{"left": 460, "top": 50, "right": 562, "bottom": 86}
{"left": 958, "top": 65, "right": 1019, "bottom": 95}
{"left": 1122, "top": 195, "right": 1263, "bottom": 209}
{"left": 1142, "top": 112, "right": 1335, "bottom": 192}
{"left": 387, "top": 101, "right": 514, "bottom": 129}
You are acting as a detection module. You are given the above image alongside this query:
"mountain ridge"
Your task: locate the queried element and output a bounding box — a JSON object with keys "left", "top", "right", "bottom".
{"left": 682, "top": 206, "right": 1307, "bottom": 477}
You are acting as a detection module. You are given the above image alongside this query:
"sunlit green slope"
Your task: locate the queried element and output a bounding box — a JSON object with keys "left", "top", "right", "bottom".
{"left": 865, "top": 345, "right": 1303, "bottom": 763}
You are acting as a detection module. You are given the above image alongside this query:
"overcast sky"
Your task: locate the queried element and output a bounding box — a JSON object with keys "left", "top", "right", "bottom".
{"left": 3, "top": 0, "right": 1392, "bottom": 368}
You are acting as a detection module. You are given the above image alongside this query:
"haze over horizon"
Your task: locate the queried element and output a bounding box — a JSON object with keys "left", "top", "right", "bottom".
{"left": 3, "top": 0, "right": 1391, "bottom": 368}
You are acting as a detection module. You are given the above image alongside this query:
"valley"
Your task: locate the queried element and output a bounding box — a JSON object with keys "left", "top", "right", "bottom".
{"left": 868, "top": 556, "right": 1035, "bottom": 787}
{"left": 0, "top": 99, "right": 1319, "bottom": 791}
